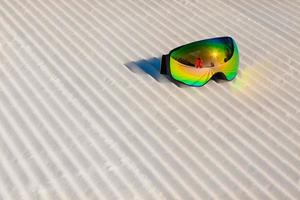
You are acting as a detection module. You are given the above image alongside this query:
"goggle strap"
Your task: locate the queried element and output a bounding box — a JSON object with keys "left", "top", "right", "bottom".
{"left": 160, "top": 54, "right": 169, "bottom": 74}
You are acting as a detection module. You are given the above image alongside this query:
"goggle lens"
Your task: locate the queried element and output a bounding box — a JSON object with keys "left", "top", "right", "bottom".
{"left": 169, "top": 37, "right": 239, "bottom": 86}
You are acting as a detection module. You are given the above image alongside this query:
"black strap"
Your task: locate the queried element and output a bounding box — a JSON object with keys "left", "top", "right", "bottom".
{"left": 160, "top": 54, "right": 168, "bottom": 74}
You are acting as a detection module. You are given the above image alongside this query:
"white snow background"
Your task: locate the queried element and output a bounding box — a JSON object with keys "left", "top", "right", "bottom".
{"left": 0, "top": 0, "right": 300, "bottom": 199}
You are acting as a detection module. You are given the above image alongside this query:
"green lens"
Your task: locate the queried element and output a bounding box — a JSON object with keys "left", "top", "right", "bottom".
{"left": 169, "top": 37, "right": 239, "bottom": 86}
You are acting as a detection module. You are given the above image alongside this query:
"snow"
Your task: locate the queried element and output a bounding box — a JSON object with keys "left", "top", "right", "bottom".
{"left": 0, "top": 0, "right": 299, "bottom": 199}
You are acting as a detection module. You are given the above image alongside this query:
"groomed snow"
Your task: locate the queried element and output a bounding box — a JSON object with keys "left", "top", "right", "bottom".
{"left": 0, "top": 0, "right": 300, "bottom": 199}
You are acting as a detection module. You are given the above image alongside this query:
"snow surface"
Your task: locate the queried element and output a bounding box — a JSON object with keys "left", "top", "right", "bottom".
{"left": 0, "top": 0, "right": 300, "bottom": 199}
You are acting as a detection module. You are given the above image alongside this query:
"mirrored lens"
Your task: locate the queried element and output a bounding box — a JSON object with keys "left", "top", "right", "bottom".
{"left": 169, "top": 37, "right": 238, "bottom": 86}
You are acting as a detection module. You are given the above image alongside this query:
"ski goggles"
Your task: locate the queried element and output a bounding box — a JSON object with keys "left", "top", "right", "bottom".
{"left": 160, "top": 36, "right": 239, "bottom": 87}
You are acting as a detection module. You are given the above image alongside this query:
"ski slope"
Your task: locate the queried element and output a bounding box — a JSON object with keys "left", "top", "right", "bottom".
{"left": 0, "top": 0, "right": 300, "bottom": 199}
